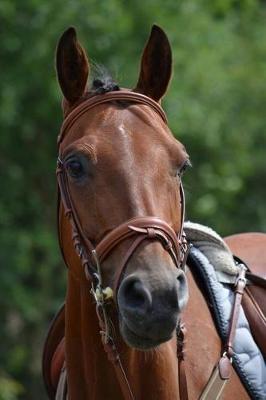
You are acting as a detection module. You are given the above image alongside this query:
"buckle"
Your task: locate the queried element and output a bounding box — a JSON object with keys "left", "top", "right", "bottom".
{"left": 234, "top": 264, "right": 247, "bottom": 287}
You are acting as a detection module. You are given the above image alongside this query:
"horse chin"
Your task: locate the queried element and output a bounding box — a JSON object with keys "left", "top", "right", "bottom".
{"left": 119, "top": 318, "right": 174, "bottom": 350}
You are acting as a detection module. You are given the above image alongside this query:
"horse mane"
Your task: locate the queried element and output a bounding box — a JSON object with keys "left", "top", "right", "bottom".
{"left": 89, "top": 64, "right": 120, "bottom": 94}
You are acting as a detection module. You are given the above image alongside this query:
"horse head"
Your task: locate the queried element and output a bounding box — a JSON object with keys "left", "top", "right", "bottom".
{"left": 56, "top": 25, "right": 190, "bottom": 351}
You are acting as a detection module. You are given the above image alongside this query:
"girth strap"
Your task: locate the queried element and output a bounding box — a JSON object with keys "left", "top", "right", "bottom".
{"left": 199, "top": 264, "right": 247, "bottom": 400}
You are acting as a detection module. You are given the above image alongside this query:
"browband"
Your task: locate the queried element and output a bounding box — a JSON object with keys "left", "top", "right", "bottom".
{"left": 57, "top": 90, "right": 168, "bottom": 146}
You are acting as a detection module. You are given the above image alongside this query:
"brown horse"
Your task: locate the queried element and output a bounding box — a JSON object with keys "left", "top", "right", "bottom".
{"left": 49, "top": 25, "right": 255, "bottom": 399}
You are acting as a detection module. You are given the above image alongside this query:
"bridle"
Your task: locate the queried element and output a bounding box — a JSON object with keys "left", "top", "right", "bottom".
{"left": 56, "top": 90, "right": 189, "bottom": 400}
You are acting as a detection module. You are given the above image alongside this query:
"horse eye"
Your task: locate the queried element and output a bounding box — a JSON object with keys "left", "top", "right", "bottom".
{"left": 66, "top": 160, "right": 84, "bottom": 179}
{"left": 177, "top": 159, "right": 192, "bottom": 178}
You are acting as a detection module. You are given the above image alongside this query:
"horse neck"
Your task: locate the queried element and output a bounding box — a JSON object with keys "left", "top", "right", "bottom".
{"left": 65, "top": 271, "right": 180, "bottom": 400}
{"left": 65, "top": 271, "right": 120, "bottom": 399}
{"left": 61, "top": 212, "right": 180, "bottom": 400}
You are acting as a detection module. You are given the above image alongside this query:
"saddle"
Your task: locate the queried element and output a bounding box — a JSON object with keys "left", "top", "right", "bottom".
{"left": 42, "top": 232, "right": 266, "bottom": 399}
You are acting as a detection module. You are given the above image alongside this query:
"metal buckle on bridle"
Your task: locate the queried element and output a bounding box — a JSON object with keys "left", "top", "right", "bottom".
{"left": 234, "top": 263, "right": 247, "bottom": 287}
{"left": 179, "top": 234, "right": 191, "bottom": 271}
{"left": 90, "top": 250, "right": 113, "bottom": 300}
{"left": 222, "top": 351, "right": 233, "bottom": 364}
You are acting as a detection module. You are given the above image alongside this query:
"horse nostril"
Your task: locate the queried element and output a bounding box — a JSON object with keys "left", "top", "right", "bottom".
{"left": 118, "top": 276, "right": 152, "bottom": 313}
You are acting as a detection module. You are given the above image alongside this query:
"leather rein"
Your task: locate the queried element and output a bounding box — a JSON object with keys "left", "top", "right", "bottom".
{"left": 56, "top": 90, "right": 189, "bottom": 400}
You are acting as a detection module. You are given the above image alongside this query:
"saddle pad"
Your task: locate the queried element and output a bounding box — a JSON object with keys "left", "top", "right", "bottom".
{"left": 188, "top": 246, "right": 266, "bottom": 400}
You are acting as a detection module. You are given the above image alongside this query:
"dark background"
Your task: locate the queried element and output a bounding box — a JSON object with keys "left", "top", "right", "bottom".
{"left": 0, "top": 0, "right": 265, "bottom": 398}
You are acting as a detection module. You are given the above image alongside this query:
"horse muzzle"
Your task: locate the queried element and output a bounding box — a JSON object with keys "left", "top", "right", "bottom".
{"left": 117, "top": 267, "right": 188, "bottom": 350}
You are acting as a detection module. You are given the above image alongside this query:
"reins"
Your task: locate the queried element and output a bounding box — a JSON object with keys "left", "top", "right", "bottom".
{"left": 56, "top": 90, "right": 189, "bottom": 400}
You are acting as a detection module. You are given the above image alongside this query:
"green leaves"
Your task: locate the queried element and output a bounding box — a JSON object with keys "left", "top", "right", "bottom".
{"left": 0, "top": 374, "right": 24, "bottom": 400}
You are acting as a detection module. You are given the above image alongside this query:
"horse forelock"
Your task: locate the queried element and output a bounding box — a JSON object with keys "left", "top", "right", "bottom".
{"left": 89, "top": 64, "right": 120, "bottom": 95}
{"left": 62, "top": 64, "right": 120, "bottom": 117}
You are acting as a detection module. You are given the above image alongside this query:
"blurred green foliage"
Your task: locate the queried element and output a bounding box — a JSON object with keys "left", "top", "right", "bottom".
{"left": 0, "top": 0, "right": 265, "bottom": 398}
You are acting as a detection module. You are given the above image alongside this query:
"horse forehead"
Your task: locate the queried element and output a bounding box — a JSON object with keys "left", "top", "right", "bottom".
{"left": 61, "top": 103, "right": 179, "bottom": 160}
{"left": 91, "top": 105, "right": 175, "bottom": 151}
{"left": 92, "top": 104, "right": 164, "bottom": 134}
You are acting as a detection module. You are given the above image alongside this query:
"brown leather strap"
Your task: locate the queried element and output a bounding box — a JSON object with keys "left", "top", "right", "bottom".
{"left": 96, "top": 216, "right": 182, "bottom": 264}
{"left": 246, "top": 272, "right": 266, "bottom": 289}
{"left": 96, "top": 216, "right": 186, "bottom": 298}
{"left": 57, "top": 163, "right": 97, "bottom": 281}
{"left": 200, "top": 264, "right": 247, "bottom": 400}
{"left": 177, "top": 323, "right": 189, "bottom": 400}
{"left": 104, "top": 342, "right": 135, "bottom": 400}
{"left": 58, "top": 90, "right": 168, "bottom": 145}
{"left": 224, "top": 265, "right": 247, "bottom": 359}
{"left": 234, "top": 255, "right": 266, "bottom": 288}
{"left": 96, "top": 308, "right": 135, "bottom": 400}
{"left": 113, "top": 234, "right": 147, "bottom": 296}
{"left": 199, "top": 360, "right": 229, "bottom": 400}
{"left": 242, "top": 286, "right": 266, "bottom": 358}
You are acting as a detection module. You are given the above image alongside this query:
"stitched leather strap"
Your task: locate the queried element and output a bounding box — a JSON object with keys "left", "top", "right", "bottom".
{"left": 58, "top": 90, "right": 168, "bottom": 145}
{"left": 96, "top": 307, "right": 135, "bottom": 400}
{"left": 96, "top": 217, "right": 181, "bottom": 264}
{"left": 246, "top": 272, "right": 266, "bottom": 289}
{"left": 234, "top": 255, "right": 266, "bottom": 288}
{"left": 103, "top": 340, "right": 135, "bottom": 400}
{"left": 224, "top": 264, "right": 247, "bottom": 359}
{"left": 200, "top": 264, "right": 247, "bottom": 400}
{"left": 177, "top": 324, "right": 189, "bottom": 400}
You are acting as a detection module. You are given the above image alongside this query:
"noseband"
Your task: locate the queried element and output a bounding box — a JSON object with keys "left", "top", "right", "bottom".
{"left": 56, "top": 90, "right": 189, "bottom": 400}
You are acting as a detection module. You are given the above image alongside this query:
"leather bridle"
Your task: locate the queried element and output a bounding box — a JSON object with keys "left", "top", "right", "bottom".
{"left": 56, "top": 90, "right": 189, "bottom": 400}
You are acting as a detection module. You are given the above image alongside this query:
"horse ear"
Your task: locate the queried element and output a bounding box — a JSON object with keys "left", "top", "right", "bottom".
{"left": 56, "top": 27, "right": 89, "bottom": 104}
{"left": 134, "top": 25, "right": 172, "bottom": 102}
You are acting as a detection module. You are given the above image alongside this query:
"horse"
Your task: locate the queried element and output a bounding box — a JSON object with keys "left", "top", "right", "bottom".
{"left": 43, "top": 25, "right": 266, "bottom": 400}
